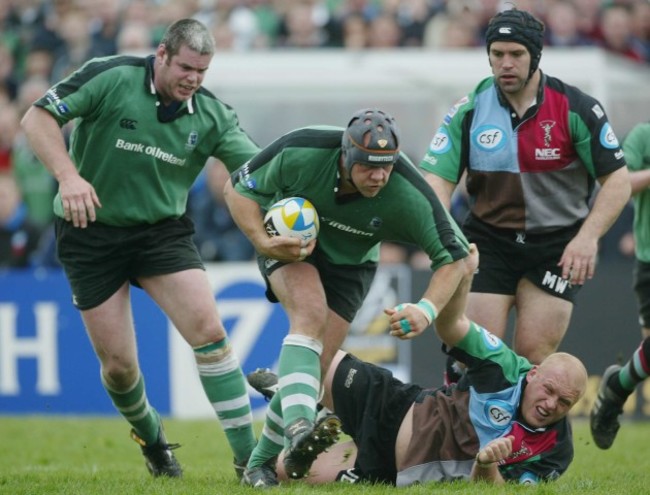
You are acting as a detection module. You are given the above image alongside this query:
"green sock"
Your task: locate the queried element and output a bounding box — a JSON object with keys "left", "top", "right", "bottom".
{"left": 616, "top": 338, "right": 650, "bottom": 395}
{"left": 247, "top": 393, "right": 284, "bottom": 469}
{"left": 195, "top": 339, "right": 256, "bottom": 464}
{"left": 277, "top": 334, "right": 322, "bottom": 447}
{"left": 103, "top": 373, "right": 160, "bottom": 444}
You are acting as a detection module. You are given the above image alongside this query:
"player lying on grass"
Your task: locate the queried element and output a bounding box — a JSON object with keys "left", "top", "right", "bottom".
{"left": 249, "top": 300, "right": 588, "bottom": 485}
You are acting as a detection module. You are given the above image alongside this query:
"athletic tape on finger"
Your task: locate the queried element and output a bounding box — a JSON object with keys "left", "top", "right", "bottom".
{"left": 399, "top": 318, "right": 413, "bottom": 334}
{"left": 394, "top": 303, "right": 412, "bottom": 334}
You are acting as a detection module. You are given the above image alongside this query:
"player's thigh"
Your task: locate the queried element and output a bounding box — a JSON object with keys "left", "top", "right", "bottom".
{"left": 513, "top": 279, "right": 573, "bottom": 363}
{"left": 81, "top": 282, "right": 138, "bottom": 365}
{"left": 320, "top": 310, "right": 352, "bottom": 374}
{"left": 321, "top": 350, "right": 348, "bottom": 411}
{"left": 139, "top": 268, "right": 225, "bottom": 347}
{"left": 269, "top": 262, "right": 329, "bottom": 334}
{"left": 466, "top": 292, "right": 514, "bottom": 338}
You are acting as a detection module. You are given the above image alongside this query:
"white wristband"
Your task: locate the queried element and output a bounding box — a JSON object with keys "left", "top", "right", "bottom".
{"left": 414, "top": 298, "right": 438, "bottom": 325}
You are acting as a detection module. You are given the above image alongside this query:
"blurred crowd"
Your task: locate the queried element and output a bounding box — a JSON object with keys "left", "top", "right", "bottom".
{"left": 1, "top": 0, "right": 648, "bottom": 268}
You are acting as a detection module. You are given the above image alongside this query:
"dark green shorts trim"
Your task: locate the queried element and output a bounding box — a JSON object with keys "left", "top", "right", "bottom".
{"left": 55, "top": 215, "right": 204, "bottom": 310}
{"left": 257, "top": 248, "right": 377, "bottom": 323}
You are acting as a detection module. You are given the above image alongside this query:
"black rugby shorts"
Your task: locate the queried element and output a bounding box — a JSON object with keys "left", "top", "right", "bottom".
{"left": 55, "top": 215, "right": 204, "bottom": 310}
{"left": 463, "top": 215, "right": 582, "bottom": 303}
{"left": 331, "top": 353, "right": 421, "bottom": 484}
{"left": 257, "top": 248, "right": 377, "bottom": 323}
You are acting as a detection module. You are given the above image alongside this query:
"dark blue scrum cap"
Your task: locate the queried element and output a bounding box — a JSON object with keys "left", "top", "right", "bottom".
{"left": 485, "top": 8, "right": 545, "bottom": 77}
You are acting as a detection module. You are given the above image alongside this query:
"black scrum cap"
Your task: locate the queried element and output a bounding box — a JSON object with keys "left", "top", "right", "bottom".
{"left": 485, "top": 9, "right": 545, "bottom": 78}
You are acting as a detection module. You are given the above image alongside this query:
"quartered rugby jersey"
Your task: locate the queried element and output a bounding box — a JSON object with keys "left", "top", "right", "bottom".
{"left": 397, "top": 325, "right": 572, "bottom": 486}
{"left": 420, "top": 72, "right": 626, "bottom": 234}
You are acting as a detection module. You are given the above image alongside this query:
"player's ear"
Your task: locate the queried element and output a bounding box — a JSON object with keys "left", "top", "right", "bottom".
{"left": 525, "top": 366, "right": 538, "bottom": 382}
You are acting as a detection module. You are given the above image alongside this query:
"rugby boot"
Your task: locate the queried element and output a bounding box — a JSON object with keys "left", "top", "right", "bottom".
{"left": 283, "top": 414, "right": 342, "bottom": 479}
{"left": 241, "top": 459, "right": 279, "bottom": 488}
{"left": 247, "top": 368, "right": 279, "bottom": 401}
{"left": 234, "top": 457, "right": 248, "bottom": 480}
{"left": 590, "top": 364, "right": 625, "bottom": 450}
{"left": 130, "top": 427, "right": 182, "bottom": 478}
{"left": 247, "top": 369, "right": 333, "bottom": 420}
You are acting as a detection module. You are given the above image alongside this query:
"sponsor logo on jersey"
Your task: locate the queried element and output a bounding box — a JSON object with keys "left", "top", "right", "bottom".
{"left": 542, "top": 271, "right": 570, "bottom": 294}
{"left": 443, "top": 96, "right": 469, "bottom": 124}
{"left": 46, "top": 89, "right": 70, "bottom": 115}
{"left": 237, "top": 160, "right": 256, "bottom": 189}
{"left": 509, "top": 441, "right": 533, "bottom": 462}
{"left": 344, "top": 368, "right": 357, "bottom": 388}
{"left": 535, "top": 148, "right": 561, "bottom": 160}
{"left": 429, "top": 128, "right": 451, "bottom": 154}
{"left": 369, "top": 217, "right": 383, "bottom": 229}
{"left": 480, "top": 327, "right": 502, "bottom": 349}
{"left": 114, "top": 138, "right": 187, "bottom": 166}
{"left": 599, "top": 122, "right": 619, "bottom": 149}
{"left": 473, "top": 125, "right": 506, "bottom": 151}
{"left": 591, "top": 104, "right": 605, "bottom": 119}
{"left": 421, "top": 154, "right": 438, "bottom": 166}
{"left": 519, "top": 471, "right": 540, "bottom": 484}
{"left": 119, "top": 118, "right": 137, "bottom": 130}
{"left": 485, "top": 399, "right": 513, "bottom": 429}
{"left": 327, "top": 220, "right": 374, "bottom": 237}
{"left": 185, "top": 130, "right": 198, "bottom": 151}
{"left": 539, "top": 120, "right": 556, "bottom": 148}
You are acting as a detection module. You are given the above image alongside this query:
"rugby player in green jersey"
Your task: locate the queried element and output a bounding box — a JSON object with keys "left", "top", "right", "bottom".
{"left": 591, "top": 121, "right": 650, "bottom": 450}
{"left": 21, "top": 19, "right": 259, "bottom": 478}
{"left": 224, "top": 108, "right": 476, "bottom": 487}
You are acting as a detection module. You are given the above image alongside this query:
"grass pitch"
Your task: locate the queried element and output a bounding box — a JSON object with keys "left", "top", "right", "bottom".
{"left": 1, "top": 416, "right": 649, "bottom": 495}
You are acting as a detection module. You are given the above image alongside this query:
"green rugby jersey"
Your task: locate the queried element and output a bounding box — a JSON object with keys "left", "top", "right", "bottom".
{"left": 35, "top": 55, "right": 260, "bottom": 226}
{"left": 624, "top": 122, "right": 650, "bottom": 263}
{"left": 232, "top": 126, "right": 470, "bottom": 268}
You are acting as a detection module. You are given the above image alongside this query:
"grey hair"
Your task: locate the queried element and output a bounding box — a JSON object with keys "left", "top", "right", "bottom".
{"left": 159, "top": 18, "right": 215, "bottom": 58}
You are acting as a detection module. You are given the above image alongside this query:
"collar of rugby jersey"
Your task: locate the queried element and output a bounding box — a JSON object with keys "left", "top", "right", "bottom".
{"left": 495, "top": 70, "right": 547, "bottom": 128}
{"left": 144, "top": 54, "right": 194, "bottom": 122}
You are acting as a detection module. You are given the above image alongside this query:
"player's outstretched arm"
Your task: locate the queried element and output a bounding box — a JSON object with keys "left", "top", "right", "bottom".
{"left": 387, "top": 244, "right": 478, "bottom": 345}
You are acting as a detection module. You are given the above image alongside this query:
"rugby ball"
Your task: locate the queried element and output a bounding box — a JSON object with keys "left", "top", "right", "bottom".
{"left": 264, "top": 197, "right": 319, "bottom": 244}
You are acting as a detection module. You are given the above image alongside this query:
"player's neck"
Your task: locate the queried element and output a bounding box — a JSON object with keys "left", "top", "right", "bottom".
{"left": 503, "top": 70, "right": 540, "bottom": 118}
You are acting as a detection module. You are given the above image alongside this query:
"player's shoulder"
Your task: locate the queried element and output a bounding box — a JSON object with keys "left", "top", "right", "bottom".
{"left": 441, "top": 78, "right": 488, "bottom": 125}
{"left": 80, "top": 54, "right": 147, "bottom": 75}
{"left": 542, "top": 72, "right": 599, "bottom": 105}
{"left": 275, "top": 125, "right": 344, "bottom": 150}
{"left": 68, "top": 55, "right": 148, "bottom": 90}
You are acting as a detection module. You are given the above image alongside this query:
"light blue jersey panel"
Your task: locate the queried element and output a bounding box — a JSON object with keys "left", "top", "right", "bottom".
{"left": 469, "top": 377, "right": 524, "bottom": 448}
{"left": 469, "top": 88, "right": 518, "bottom": 173}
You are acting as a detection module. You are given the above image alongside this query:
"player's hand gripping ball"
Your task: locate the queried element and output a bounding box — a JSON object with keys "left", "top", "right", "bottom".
{"left": 264, "top": 197, "right": 320, "bottom": 245}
